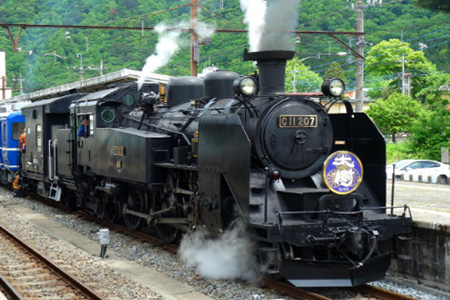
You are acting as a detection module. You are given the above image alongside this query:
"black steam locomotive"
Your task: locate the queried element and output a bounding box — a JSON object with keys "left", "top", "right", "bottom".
{"left": 16, "top": 49, "right": 412, "bottom": 287}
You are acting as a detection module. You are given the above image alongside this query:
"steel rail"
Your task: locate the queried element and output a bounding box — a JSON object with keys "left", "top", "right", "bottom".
{"left": 0, "top": 272, "right": 24, "bottom": 300}
{"left": 0, "top": 224, "right": 105, "bottom": 300}
{"left": 352, "top": 284, "right": 419, "bottom": 300}
{"left": 74, "top": 211, "right": 179, "bottom": 253}
{"left": 75, "top": 212, "right": 421, "bottom": 300}
{"left": 261, "top": 278, "right": 333, "bottom": 300}
{"left": 75, "top": 211, "right": 335, "bottom": 300}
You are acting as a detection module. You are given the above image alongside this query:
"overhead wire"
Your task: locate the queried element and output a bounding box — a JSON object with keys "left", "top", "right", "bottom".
{"left": 0, "top": 0, "right": 28, "bottom": 23}
{"left": 4, "top": 0, "right": 448, "bottom": 83}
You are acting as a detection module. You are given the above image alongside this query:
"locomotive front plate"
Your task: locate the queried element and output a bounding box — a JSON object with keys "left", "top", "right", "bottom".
{"left": 323, "top": 151, "right": 363, "bottom": 195}
{"left": 279, "top": 115, "right": 318, "bottom": 128}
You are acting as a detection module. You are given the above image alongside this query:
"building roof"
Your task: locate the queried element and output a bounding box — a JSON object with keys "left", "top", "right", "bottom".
{"left": 2, "top": 69, "right": 172, "bottom": 104}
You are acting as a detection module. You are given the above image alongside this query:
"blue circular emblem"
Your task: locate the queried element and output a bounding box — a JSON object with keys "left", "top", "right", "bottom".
{"left": 323, "top": 151, "right": 363, "bottom": 195}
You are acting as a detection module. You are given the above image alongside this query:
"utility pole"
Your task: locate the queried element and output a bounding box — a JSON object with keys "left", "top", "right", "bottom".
{"left": 190, "top": 0, "right": 199, "bottom": 77}
{"left": 12, "top": 73, "right": 24, "bottom": 95}
{"left": 1, "top": 76, "right": 5, "bottom": 99}
{"left": 100, "top": 59, "right": 104, "bottom": 76}
{"left": 400, "top": 30, "right": 408, "bottom": 94}
{"left": 355, "top": 0, "right": 365, "bottom": 112}
{"left": 77, "top": 53, "right": 84, "bottom": 81}
{"left": 87, "top": 59, "right": 106, "bottom": 76}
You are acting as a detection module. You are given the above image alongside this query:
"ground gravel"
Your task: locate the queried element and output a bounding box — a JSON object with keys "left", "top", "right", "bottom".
{"left": 0, "top": 191, "right": 162, "bottom": 300}
{"left": 0, "top": 189, "right": 289, "bottom": 300}
{"left": 1, "top": 187, "right": 449, "bottom": 300}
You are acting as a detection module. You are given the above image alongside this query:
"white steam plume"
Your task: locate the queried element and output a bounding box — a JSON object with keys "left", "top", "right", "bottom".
{"left": 195, "top": 21, "right": 216, "bottom": 40}
{"left": 138, "top": 21, "right": 189, "bottom": 89}
{"left": 240, "top": 0, "right": 301, "bottom": 52}
{"left": 260, "top": 0, "right": 301, "bottom": 51}
{"left": 138, "top": 20, "right": 216, "bottom": 89}
{"left": 239, "top": 0, "right": 267, "bottom": 52}
{"left": 179, "top": 225, "right": 259, "bottom": 283}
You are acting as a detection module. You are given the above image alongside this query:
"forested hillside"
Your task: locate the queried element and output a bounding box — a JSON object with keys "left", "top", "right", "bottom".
{"left": 0, "top": 0, "right": 448, "bottom": 94}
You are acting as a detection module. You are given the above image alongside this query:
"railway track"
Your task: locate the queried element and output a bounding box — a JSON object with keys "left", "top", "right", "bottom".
{"left": 0, "top": 223, "right": 105, "bottom": 300}
{"left": 261, "top": 278, "right": 420, "bottom": 300}
{"left": 75, "top": 211, "right": 420, "bottom": 300}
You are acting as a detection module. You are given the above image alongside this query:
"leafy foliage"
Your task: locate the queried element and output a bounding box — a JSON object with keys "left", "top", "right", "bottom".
{"left": 414, "top": 0, "right": 450, "bottom": 13}
{"left": 366, "top": 93, "right": 426, "bottom": 143}
{"left": 365, "top": 39, "right": 437, "bottom": 98}
{"left": 415, "top": 73, "right": 450, "bottom": 105}
{"left": 386, "top": 142, "right": 414, "bottom": 164}
{"left": 366, "top": 39, "right": 435, "bottom": 76}
{"left": 0, "top": 0, "right": 447, "bottom": 95}
{"left": 409, "top": 107, "right": 450, "bottom": 160}
{"left": 285, "top": 59, "right": 322, "bottom": 93}
{"left": 324, "top": 62, "right": 346, "bottom": 82}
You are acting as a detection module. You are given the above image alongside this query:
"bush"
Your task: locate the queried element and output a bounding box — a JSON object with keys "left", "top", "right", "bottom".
{"left": 408, "top": 107, "right": 450, "bottom": 160}
{"left": 386, "top": 141, "right": 414, "bottom": 164}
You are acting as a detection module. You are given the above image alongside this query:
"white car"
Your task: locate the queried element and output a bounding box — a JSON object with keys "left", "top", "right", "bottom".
{"left": 386, "top": 159, "right": 450, "bottom": 184}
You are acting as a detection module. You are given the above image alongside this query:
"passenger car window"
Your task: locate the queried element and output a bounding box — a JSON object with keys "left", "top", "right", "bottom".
{"left": 12, "top": 122, "right": 25, "bottom": 140}
{"left": 2, "top": 124, "right": 6, "bottom": 143}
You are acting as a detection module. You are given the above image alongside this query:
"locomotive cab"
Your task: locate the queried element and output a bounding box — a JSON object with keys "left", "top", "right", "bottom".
{"left": 21, "top": 94, "right": 85, "bottom": 197}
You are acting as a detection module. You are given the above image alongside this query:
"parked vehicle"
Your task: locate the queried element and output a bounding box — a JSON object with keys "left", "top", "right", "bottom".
{"left": 386, "top": 159, "right": 450, "bottom": 184}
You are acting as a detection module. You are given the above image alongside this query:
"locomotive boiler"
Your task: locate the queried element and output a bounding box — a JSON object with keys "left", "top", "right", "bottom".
{"left": 17, "top": 49, "right": 412, "bottom": 287}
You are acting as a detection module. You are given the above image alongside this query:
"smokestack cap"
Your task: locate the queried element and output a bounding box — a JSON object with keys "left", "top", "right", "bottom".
{"left": 243, "top": 49, "right": 295, "bottom": 61}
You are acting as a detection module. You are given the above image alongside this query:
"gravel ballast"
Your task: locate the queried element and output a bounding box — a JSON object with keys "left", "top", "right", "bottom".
{"left": 1, "top": 188, "right": 449, "bottom": 300}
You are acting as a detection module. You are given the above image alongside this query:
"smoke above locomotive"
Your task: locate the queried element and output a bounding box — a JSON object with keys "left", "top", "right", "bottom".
{"left": 138, "top": 20, "right": 216, "bottom": 89}
{"left": 138, "top": 0, "right": 300, "bottom": 87}
{"left": 240, "top": 0, "right": 301, "bottom": 52}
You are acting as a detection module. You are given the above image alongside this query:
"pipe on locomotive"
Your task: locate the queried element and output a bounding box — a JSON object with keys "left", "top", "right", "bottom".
{"left": 243, "top": 49, "right": 295, "bottom": 95}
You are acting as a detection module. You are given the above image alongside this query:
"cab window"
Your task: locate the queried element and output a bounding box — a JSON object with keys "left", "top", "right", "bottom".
{"left": 89, "top": 114, "right": 95, "bottom": 136}
{"left": 77, "top": 115, "right": 94, "bottom": 137}
{"left": 36, "top": 124, "right": 42, "bottom": 152}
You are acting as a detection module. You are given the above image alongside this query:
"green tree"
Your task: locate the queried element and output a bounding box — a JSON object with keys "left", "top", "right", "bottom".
{"left": 366, "top": 93, "right": 425, "bottom": 143}
{"left": 324, "top": 62, "right": 346, "bottom": 82}
{"left": 414, "top": 0, "right": 450, "bottom": 13}
{"left": 409, "top": 107, "right": 450, "bottom": 160}
{"left": 415, "top": 73, "right": 450, "bottom": 105}
{"left": 366, "top": 39, "right": 435, "bottom": 76}
{"left": 365, "top": 39, "right": 436, "bottom": 98}
{"left": 0, "top": 0, "right": 448, "bottom": 93}
{"left": 285, "top": 59, "right": 322, "bottom": 93}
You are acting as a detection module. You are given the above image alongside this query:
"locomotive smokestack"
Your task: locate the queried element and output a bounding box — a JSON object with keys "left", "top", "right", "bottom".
{"left": 244, "top": 49, "right": 295, "bottom": 95}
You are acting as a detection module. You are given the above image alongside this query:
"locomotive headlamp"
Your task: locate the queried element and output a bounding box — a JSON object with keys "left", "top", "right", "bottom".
{"left": 321, "top": 77, "right": 345, "bottom": 97}
{"left": 234, "top": 76, "right": 258, "bottom": 96}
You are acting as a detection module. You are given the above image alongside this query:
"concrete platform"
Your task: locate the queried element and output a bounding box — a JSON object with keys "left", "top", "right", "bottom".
{"left": 387, "top": 180, "right": 450, "bottom": 292}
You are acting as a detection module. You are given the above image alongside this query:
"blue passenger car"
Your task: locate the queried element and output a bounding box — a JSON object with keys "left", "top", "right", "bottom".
{"left": 1, "top": 111, "right": 25, "bottom": 180}
{"left": 0, "top": 112, "right": 7, "bottom": 172}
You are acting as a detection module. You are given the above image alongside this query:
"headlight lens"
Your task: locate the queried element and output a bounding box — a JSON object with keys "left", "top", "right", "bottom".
{"left": 234, "top": 76, "right": 257, "bottom": 96}
{"left": 321, "top": 77, "right": 345, "bottom": 97}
